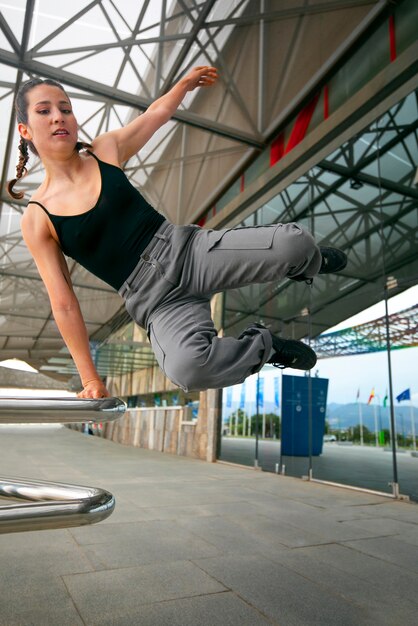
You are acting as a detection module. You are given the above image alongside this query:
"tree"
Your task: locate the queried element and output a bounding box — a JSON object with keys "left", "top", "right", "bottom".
{"left": 250, "top": 413, "right": 281, "bottom": 438}
{"left": 228, "top": 408, "right": 248, "bottom": 436}
{"left": 352, "top": 424, "right": 373, "bottom": 444}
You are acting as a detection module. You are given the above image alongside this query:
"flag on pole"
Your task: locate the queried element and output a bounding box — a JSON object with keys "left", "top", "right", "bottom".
{"left": 396, "top": 388, "right": 411, "bottom": 403}
{"left": 226, "top": 386, "right": 233, "bottom": 408}
{"left": 356, "top": 388, "right": 360, "bottom": 400}
{"left": 274, "top": 377, "right": 280, "bottom": 408}
{"left": 239, "top": 382, "right": 246, "bottom": 409}
{"left": 367, "top": 388, "right": 375, "bottom": 405}
{"left": 256, "top": 377, "right": 264, "bottom": 410}
{"left": 383, "top": 393, "right": 388, "bottom": 407}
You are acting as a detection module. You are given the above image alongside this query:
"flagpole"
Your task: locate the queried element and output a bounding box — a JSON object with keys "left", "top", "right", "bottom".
{"left": 255, "top": 372, "right": 260, "bottom": 468}
{"left": 410, "top": 401, "right": 416, "bottom": 452}
{"left": 373, "top": 402, "right": 379, "bottom": 447}
{"left": 384, "top": 284, "right": 399, "bottom": 496}
{"left": 358, "top": 398, "right": 364, "bottom": 445}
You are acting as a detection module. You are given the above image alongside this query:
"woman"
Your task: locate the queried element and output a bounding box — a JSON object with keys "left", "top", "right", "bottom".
{"left": 8, "top": 66, "right": 346, "bottom": 399}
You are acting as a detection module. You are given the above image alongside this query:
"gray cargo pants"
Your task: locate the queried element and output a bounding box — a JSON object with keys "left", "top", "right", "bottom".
{"left": 119, "top": 221, "right": 321, "bottom": 391}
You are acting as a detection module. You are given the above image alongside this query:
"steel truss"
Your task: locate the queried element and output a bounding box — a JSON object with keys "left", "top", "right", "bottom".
{"left": 313, "top": 304, "right": 418, "bottom": 358}
{"left": 223, "top": 89, "right": 418, "bottom": 341}
{"left": 0, "top": 0, "right": 415, "bottom": 378}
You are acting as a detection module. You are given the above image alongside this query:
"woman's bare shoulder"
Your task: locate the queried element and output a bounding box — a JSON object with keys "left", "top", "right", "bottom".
{"left": 91, "top": 134, "right": 122, "bottom": 168}
{"left": 21, "top": 190, "right": 54, "bottom": 243}
{"left": 21, "top": 203, "right": 47, "bottom": 231}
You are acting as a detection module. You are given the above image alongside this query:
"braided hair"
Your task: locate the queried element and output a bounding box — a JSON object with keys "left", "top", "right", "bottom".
{"left": 6, "top": 136, "right": 30, "bottom": 199}
{"left": 6, "top": 78, "right": 91, "bottom": 200}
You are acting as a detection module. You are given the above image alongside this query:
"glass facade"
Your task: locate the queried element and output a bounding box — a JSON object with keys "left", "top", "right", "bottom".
{"left": 199, "top": 0, "right": 417, "bottom": 227}
{"left": 218, "top": 88, "right": 418, "bottom": 501}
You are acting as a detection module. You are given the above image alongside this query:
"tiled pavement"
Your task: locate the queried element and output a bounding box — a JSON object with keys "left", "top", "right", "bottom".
{"left": 0, "top": 424, "right": 417, "bottom": 625}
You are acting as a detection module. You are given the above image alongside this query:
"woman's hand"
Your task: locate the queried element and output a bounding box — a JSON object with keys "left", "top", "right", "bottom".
{"left": 77, "top": 378, "right": 111, "bottom": 399}
{"left": 183, "top": 66, "right": 218, "bottom": 91}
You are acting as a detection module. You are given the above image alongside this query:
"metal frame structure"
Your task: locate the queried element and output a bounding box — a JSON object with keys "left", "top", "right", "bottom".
{"left": 313, "top": 303, "right": 418, "bottom": 357}
{"left": 0, "top": 395, "right": 125, "bottom": 533}
{"left": 37, "top": 302, "right": 418, "bottom": 377}
{"left": 222, "top": 87, "right": 418, "bottom": 341}
{"left": 0, "top": 0, "right": 416, "bottom": 381}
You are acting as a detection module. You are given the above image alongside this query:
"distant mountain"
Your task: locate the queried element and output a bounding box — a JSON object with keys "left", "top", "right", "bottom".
{"left": 326, "top": 402, "right": 418, "bottom": 434}
{"left": 223, "top": 400, "right": 418, "bottom": 435}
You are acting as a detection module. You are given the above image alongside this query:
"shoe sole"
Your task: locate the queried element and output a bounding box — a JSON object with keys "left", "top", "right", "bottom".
{"left": 270, "top": 339, "right": 317, "bottom": 370}
{"left": 318, "top": 247, "right": 347, "bottom": 274}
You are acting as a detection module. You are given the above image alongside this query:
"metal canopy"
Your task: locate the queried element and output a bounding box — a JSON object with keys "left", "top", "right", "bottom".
{"left": 37, "top": 303, "right": 418, "bottom": 378}
{"left": 222, "top": 87, "right": 418, "bottom": 342}
{"left": 0, "top": 1, "right": 416, "bottom": 380}
{"left": 313, "top": 304, "right": 418, "bottom": 357}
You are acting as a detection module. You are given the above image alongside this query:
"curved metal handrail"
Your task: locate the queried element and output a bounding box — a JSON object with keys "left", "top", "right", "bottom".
{"left": 0, "top": 476, "right": 115, "bottom": 534}
{"left": 0, "top": 396, "right": 125, "bottom": 533}
{"left": 0, "top": 396, "right": 126, "bottom": 423}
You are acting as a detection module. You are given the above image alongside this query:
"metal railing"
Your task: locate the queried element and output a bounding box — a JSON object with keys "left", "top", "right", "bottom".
{"left": 0, "top": 396, "right": 126, "bottom": 533}
{"left": 0, "top": 396, "right": 126, "bottom": 423}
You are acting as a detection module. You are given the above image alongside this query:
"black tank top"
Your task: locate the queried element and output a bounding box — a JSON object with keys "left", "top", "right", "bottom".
{"left": 27, "top": 153, "right": 165, "bottom": 290}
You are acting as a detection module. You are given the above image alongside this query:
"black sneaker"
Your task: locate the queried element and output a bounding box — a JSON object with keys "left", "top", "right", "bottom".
{"left": 290, "top": 246, "right": 347, "bottom": 283}
{"left": 253, "top": 323, "right": 317, "bottom": 370}
{"left": 318, "top": 247, "right": 347, "bottom": 274}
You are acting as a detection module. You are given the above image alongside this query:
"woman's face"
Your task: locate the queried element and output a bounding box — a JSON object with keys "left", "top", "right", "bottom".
{"left": 18, "top": 84, "right": 78, "bottom": 157}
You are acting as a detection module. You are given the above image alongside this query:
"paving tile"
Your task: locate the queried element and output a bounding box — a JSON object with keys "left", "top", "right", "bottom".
{"left": 178, "top": 514, "right": 291, "bottom": 555}
{"left": 225, "top": 506, "right": 393, "bottom": 544}
{"left": 99, "top": 497, "right": 155, "bottom": 524}
{"left": 398, "top": 527, "right": 418, "bottom": 547}
{"left": 63, "top": 560, "right": 225, "bottom": 623}
{"left": 220, "top": 477, "right": 389, "bottom": 510}
{"left": 0, "top": 529, "right": 93, "bottom": 576}
{"left": 136, "top": 502, "right": 237, "bottom": 521}
{"left": 258, "top": 542, "right": 418, "bottom": 624}
{"left": 70, "top": 519, "right": 220, "bottom": 568}
{"left": 0, "top": 575, "right": 84, "bottom": 626}
{"left": 213, "top": 510, "right": 331, "bottom": 548}
{"left": 194, "top": 553, "right": 372, "bottom": 625}
{"left": 344, "top": 535, "right": 418, "bottom": 573}
{"left": 339, "top": 516, "right": 418, "bottom": 536}
{"left": 85, "top": 591, "right": 271, "bottom": 626}
{"left": 108, "top": 481, "right": 246, "bottom": 508}
{"left": 291, "top": 543, "right": 418, "bottom": 605}
{"left": 348, "top": 501, "right": 418, "bottom": 524}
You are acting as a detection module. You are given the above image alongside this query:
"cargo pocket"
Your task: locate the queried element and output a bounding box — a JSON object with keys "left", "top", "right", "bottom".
{"left": 207, "top": 226, "right": 277, "bottom": 251}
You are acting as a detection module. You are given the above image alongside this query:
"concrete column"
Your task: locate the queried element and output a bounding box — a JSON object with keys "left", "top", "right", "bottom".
{"left": 206, "top": 388, "right": 222, "bottom": 463}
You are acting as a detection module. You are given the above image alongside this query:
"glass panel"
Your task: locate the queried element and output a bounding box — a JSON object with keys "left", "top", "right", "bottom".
{"left": 219, "top": 89, "right": 418, "bottom": 500}
{"left": 245, "top": 151, "right": 270, "bottom": 187}
{"left": 219, "top": 373, "right": 262, "bottom": 469}
{"left": 328, "top": 21, "right": 389, "bottom": 113}
{"left": 396, "top": 0, "right": 418, "bottom": 56}
{"left": 216, "top": 179, "right": 241, "bottom": 213}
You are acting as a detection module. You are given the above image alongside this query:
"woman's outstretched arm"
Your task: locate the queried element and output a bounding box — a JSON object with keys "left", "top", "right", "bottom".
{"left": 93, "top": 66, "right": 218, "bottom": 164}
{"left": 21, "top": 210, "right": 110, "bottom": 399}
